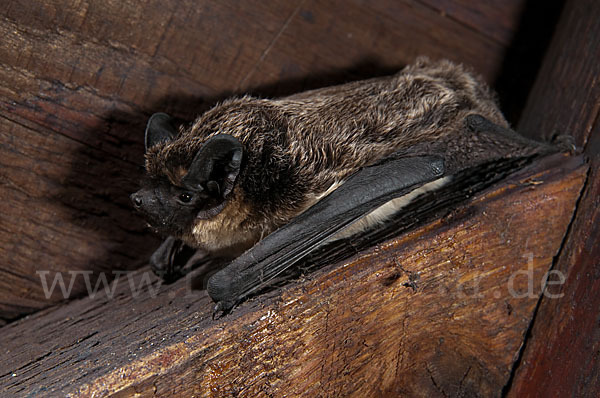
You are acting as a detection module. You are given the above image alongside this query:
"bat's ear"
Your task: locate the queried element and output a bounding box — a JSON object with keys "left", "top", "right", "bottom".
{"left": 183, "top": 135, "right": 243, "bottom": 198}
{"left": 145, "top": 113, "right": 176, "bottom": 151}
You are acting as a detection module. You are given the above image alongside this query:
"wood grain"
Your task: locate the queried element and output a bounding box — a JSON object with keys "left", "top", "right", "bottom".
{"left": 0, "top": 0, "right": 527, "bottom": 322}
{"left": 516, "top": 0, "right": 600, "bottom": 147}
{"left": 417, "top": 0, "right": 525, "bottom": 44}
{"left": 507, "top": 0, "right": 600, "bottom": 395}
{"left": 240, "top": 0, "right": 507, "bottom": 95}
{"left": 0, "top": 154, "right": 586, "bottom": 397}
{"left": 0, "top": 116, "right": 159, "bottom": 322}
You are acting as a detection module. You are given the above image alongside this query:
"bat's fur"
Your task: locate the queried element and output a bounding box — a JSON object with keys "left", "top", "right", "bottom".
{"left": 141, "top": 58, "right": 550, "bottom": 256}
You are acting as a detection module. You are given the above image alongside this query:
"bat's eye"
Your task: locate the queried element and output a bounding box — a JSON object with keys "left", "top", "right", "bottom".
{"left": 178, "top": 192, "right": 193, "bottom": 203}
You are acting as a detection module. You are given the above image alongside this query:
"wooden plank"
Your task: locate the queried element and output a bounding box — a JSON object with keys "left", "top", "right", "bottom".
{"left": 1, "top": 0, "right": 300, "bottom": 147}
{"left": 239, "top": 0, "right": 507, "bottom": 95}
{"left": 492, "top": 0, "right": 565, "bottom": 125}
{"left": 417, "top": 0, "right": 525, "bottom": 44}
{"left": 0, "top": 154, "right": 586, "bottom": 397}
{"left": 506, "top": 0, "right": 600, "bottom": 396}
{"left": 0, "top": 116, "right": 160, "bottom": 321}
{"left": 516, "top": 0, "right": 600, "bottom": 147}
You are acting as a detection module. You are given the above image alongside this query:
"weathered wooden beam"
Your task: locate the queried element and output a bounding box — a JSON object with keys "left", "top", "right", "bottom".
{"left": 237, "top": 0, "right": 508, "bottom": 94}
{"left": 417, "top": 0, "right": 525, "bottom": 44}
{"left": 0, "top": 153, "right": 586, "bottom": 397}
{"left": 506, "top": 0, "right": 600, "bottom": 395}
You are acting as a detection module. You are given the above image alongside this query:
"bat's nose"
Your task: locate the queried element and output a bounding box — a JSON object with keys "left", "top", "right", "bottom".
{"left": 130, "top": 192, "right": 143, "bottom": 209}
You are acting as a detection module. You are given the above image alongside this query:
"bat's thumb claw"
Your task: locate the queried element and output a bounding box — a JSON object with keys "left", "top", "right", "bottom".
{"left": 212, "top": 303, "right": 222, "bottom": 320}
{"left": 430, "top": 157, "right": 445, "bottom": 175}
{"left": 212, "top": 300, "right": 234, "bottom": 319}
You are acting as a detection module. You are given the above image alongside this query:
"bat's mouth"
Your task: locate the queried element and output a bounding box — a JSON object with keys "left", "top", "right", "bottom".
{"left": 141, "top": 214, "right": 182, "bottom": 237}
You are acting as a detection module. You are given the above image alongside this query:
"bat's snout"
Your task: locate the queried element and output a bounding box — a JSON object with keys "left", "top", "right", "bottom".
{"left": 130, "top": 188, "right": 178, "bottom": 235}
{"left": 130, "top": 189, "right": 158, "bottom": 213}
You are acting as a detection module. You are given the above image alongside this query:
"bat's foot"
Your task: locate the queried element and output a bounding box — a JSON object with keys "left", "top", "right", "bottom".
{"left": 150, "top": 236, "right": 194, "bottom": 283}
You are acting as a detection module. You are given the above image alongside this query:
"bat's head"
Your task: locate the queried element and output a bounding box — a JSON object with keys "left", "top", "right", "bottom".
{"left": 131, "top": 113, "right": 244, "bottom": 246}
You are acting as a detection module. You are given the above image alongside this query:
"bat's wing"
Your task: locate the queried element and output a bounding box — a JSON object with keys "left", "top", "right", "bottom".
{"left": 207, "top": 155, "right": 445, "bottom": 315}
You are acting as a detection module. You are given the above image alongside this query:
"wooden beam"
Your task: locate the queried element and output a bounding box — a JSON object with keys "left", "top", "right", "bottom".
{"left": 517, "top": 1, "right": 600, "bottom": 147}
{"left": 239, "top": 0, "right": 507, "bottom": 95}
{"left": 506, "top": 0, "right": 600, "bottom": 396}
{"left": 416, "top": 0, "right": 525, "bottom": 44}
{"left": 0, "top": 154, "right": 586, "bottom": 397}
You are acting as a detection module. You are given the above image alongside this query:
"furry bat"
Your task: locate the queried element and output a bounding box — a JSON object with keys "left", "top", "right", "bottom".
{"left": 131, "top": 58, "right": 561, "bottom": 314}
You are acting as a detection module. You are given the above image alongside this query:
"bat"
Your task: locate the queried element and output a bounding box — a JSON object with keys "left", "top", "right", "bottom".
{"left": 130, "top": 58, "right": 565, "bottom": 315}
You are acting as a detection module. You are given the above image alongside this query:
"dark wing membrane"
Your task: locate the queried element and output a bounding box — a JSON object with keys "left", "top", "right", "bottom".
{"left": 207, "top": 155, "right": 445, "bottom": 313}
